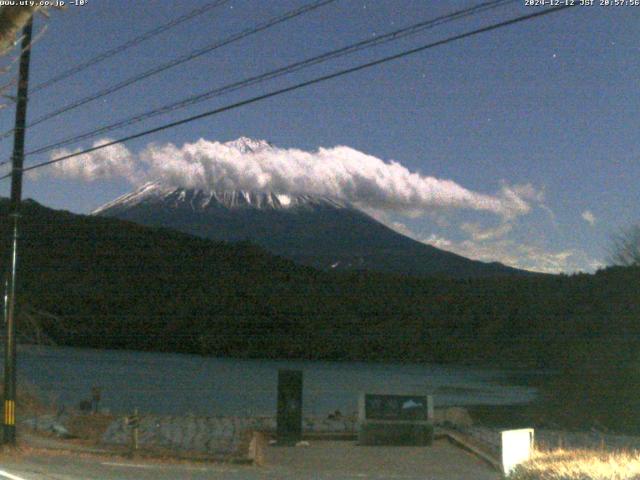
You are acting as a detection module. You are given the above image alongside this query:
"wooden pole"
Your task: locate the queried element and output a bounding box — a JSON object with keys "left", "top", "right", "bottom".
{"left": 3, "top": 15, "right": 32, "bottom": 446}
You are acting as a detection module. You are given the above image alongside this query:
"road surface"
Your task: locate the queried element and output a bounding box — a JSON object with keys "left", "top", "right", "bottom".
{"left": 0, "top": 440, "right": 500, "bottom": 479}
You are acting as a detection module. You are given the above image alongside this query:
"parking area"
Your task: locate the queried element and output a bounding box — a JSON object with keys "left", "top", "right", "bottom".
{"left": 263, "top": 439, "right": 501, "bottom": 480}
{"left": 0, "top": 437, "right": 500, "bottom": 480}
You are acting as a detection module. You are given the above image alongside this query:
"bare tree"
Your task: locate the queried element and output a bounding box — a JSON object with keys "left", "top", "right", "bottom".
{"left": 0, "top": 7, "right": 59, "bottom": 110}
{"left": 609, "top": 224, "right": 640, "bottom": 267}
{"left": 0, "top": 6, "right": 41, "bottom": 55}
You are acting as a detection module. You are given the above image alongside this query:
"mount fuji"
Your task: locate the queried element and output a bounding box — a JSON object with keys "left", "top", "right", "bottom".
{"left": 93, "top": 181, "right": 529, "bottom": 278}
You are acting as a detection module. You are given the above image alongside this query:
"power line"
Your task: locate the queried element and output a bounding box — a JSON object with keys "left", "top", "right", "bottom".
{"left": 0, "top": 5, "right": 574, "bottom": 182}
{"left": 0, "top": 0, "right": 338, "bottom": 143}
{"left": 6, "top": 4, "right": 572, "bottom": 178}
{"left": 29, "top": 0, "right": 231, "bottom": 94}
{"left": 22, "top": 0, "right": 517, "bottom": 161}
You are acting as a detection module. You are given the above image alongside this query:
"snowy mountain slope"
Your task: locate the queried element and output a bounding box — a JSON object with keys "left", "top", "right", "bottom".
{"left": 93, "top": 181, "right": 530, "bottom": 278}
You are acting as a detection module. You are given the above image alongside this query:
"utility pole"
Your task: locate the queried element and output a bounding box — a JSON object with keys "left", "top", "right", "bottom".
{"left": 3, "top": 16, "right": 33, "bottom": 445}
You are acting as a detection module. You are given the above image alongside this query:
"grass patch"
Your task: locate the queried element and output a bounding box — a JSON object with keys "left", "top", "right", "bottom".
{"left": 0, "top": 380, "right": 53, "bottom": 416}
{"left": 509, "top": 448, "right": 640, "bottom": 480}
{"left": 66, "top": 413, "right": 115, "bottom": 442}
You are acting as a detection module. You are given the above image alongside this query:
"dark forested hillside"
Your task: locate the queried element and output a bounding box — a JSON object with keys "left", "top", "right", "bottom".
{"left": 1, "top": 199, "right": 640, "bottom": 431}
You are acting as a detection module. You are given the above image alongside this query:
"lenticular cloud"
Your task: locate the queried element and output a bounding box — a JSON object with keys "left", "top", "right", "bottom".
{"left": 48, "top": 137, "right": 539, "bottom": 219}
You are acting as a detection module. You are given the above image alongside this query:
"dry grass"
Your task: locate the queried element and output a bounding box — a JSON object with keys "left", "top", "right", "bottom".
{"left": 509, "top": 448, "right": 640, "bottom": 480}
{"left": 0, "top": 381, "right": 53, "bottom": 416}
{"left": 66, "top": 413, "right": 115, "bottom": 442}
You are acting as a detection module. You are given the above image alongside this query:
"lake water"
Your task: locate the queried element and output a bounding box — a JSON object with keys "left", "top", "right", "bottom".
{"left": 6, "top": 345, "right": 537, "bottom": 416}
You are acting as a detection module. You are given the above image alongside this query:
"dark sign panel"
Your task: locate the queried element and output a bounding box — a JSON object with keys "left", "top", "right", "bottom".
{"left": 364, "top": 394, "right": 427, "bottom": 421}
{"left": 277, "top": 369, "right": 303, "bottom": 443}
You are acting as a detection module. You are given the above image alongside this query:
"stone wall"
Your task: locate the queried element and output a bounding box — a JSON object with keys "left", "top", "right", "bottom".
{"left": 102, "top": 415, "right": 273, "bottom": 455}
{"left": 101, "top": 408, "right": 469, "bottom": 456}
{"left": 101, "top": 414, "right": 356, "bottom": 455}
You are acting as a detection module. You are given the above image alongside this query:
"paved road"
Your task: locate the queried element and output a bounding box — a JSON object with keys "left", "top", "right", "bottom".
{"left": 264, "top": 440, "right": 501, "bottom": 480}
{"left": 0, "top": 440, "right": 500, "bottom": 480}
{"left": 1, "top": 455, "right": 258, "bottom": 480}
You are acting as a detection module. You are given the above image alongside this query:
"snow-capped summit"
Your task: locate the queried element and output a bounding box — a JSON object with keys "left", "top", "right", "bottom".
{"left": 92, "top": 181, "right": 348, "bottom": 216}
{"left": 92, "top": 182, "right": 174, "bottom": 215}
{"left": 224, "top": 136, "right": 273, "bottom": 154}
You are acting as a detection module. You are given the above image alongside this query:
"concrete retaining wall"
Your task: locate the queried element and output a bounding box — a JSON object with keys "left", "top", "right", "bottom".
{"left": 101, "top": 408, "right": 469, "bottom": 456}
{"left": 102, "top": 415, "right": 356, "bottom": 455}
{"left": 102, "top": 415, "right": 273, "bottom": 455}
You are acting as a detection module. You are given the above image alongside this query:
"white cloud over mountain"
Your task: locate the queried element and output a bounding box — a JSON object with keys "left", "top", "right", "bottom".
{"left": 45, "top": 137, "right": 544, "bottom": 221}
{"left": 582, "top": 210, "right": 597, "bottom": 226}
{"left": 40, "top": 136, "right": 596, "bottom": 272}
{"left": 34, "top": 139, "right": 137, "bottom": 182}
{"left": 424, "top": 232, "right": 600, "bottom": 274}
{"left": 460, "top": 222, "right": 513, "bottom": 242}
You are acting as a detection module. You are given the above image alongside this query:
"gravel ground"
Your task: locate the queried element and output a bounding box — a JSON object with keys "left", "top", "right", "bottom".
{"left": 1, "top": 437, "right": 501, "bottom": 480}
{"left": 18, "top": 414, "right": 504, "bottom": 480}
{"left": 264, "top": 439, "right": 501, "bottom": 480}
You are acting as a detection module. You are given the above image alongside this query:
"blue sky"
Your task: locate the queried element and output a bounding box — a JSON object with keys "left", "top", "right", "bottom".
{"left": 0, "top": 0, "right": 638, "bottom": 273}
